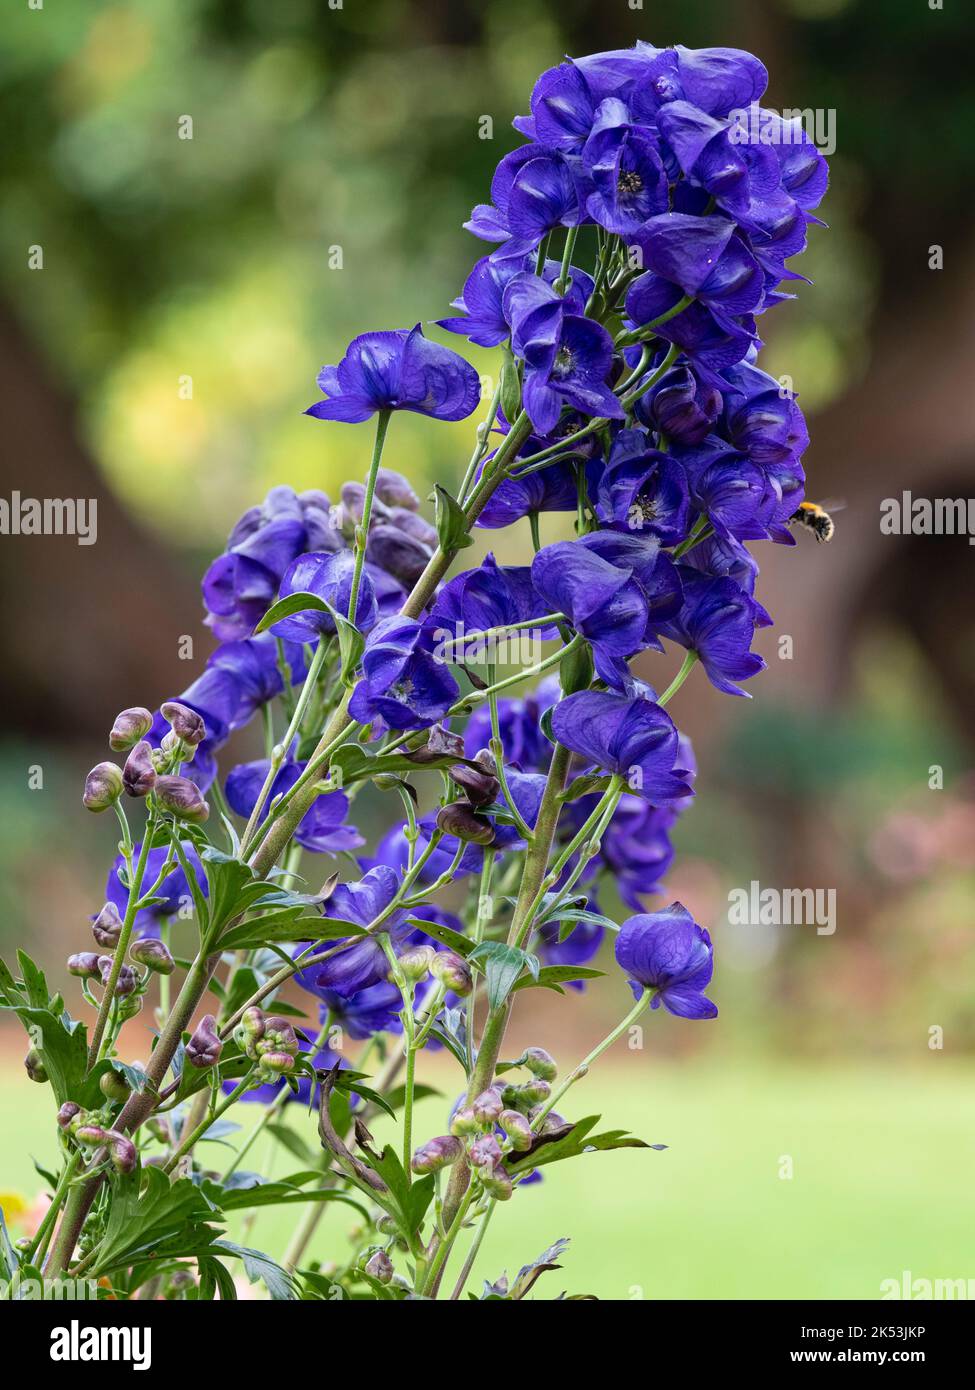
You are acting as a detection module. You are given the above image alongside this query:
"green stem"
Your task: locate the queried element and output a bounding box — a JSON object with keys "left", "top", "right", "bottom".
{"left": 164, "top": 1069, "right": 255, "bottom": 1175}
{"left": 24, "top": 1149, "right": 82, "bottom": 1265}
{"left": 449, "top": 1196, "right": 497, "bottom": 1300}
{"left": 532, "top": 990, "right": 651, "bottom": 1129}
{"left": 86, "top": 825, "right": 155, "bottom": 1068}
{"left": 658, "top": 650, "right": 698, "bottom": 706}
{"left": 347, "top": 408, "right": 392, "bottom": 623}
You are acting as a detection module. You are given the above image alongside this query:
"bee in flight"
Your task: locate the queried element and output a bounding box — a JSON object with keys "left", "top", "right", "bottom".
{"left": 790, "top": 499, "right": 842, "bottom": 543}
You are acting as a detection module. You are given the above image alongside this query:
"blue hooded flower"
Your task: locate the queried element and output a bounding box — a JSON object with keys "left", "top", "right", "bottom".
{"left": 225, "top": 756, "right": 363, "bottom": 855}
{"left": 306, "top": 325, "right": 481, "bottom": 424}
{"left": 105, "top": 843, "right": 208, "bottom": 938}
{"left": 576, "top": 531, "right": 683, "bottom": 652}
{"left": 550, "top": 691, "right": 694, "bottom": 804}
{"left": 590, "top": 428, "right": 691, "bottom": 545}
{"left": 295, "top": 865, "right": 414, "bottom": 999}
{"left": 615, "top": 902, "right": 717, "bottom": 1018}
{"left": 657, "top": 568, "right": 771, "bottom": 696}
{"left": 270, "top": 550, "right": 379, "bottom": 643}
{"left": 656, "top": 101, "right": 780, "bottom": 222}
{"left": 531, "top": 540, "right": 648, "bottom": 689}
{"left": 582, "top": 99, "right": 669, "bottom": 234}
{"left": 504, "top": 275, "right": 624, "bottom": 434}
{"left": 427, "top": 553, "right": 556, "bottom": 655}
{"left": 636, "top": 359, "right": 723, "bottom": 445}
{"left": 349, "top": 615, "right": 459, "bottom": 732}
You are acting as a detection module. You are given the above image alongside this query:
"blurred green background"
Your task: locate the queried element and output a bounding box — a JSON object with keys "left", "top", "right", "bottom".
{"left": 1, "top": 0, "right": 974, "bottom": 1300}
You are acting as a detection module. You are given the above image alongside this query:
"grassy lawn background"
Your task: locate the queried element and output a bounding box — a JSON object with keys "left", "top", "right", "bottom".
{"left": 2, "top": 1054, "right": 971, "bottom": 1300}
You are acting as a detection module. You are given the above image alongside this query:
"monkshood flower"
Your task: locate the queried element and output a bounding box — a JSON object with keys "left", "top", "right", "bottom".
{"left": 682, "top": 532, "right": 760, "bottom": 594}
{"left": 615, "top": 902, "right": 717, "bottom": 1019}
{"left": 206, "top": 632, "right": 308, "bottom": 729}
{"left": 505, "top": 275, "right": 623, "bottom": 433}
{"left": 349, "top": 615, "right": 459, "bottom": 732}
{"left": 582, "top": 98, "right": 669, "bottom": 234}
{"left": 105, "top": 843, "right": 207, "bottom": 938}
{"left": 376, "top": 819, "right": 484, "bottom": 886}
{"left": 305, "top": 325, "right": 481, "bottom": 423}
{"left": 597, "top": 797, "right": 679, "bottom": 909}
{"left": 590, "top": 427, "right": 691, "bottom": 545}
{"left": 225, "top": 757, "right": 363, "bottom": 854}
{"left": 636, "top": 359, "right": 723, "bottom": 445}
{"left": 551, "top": 691, "right": 694, "bottom": 804}
{"left": 657, "top": 568, "right": 771, "bottom": 696}
{"left": 656, "top": 101, "right": 780, "bottom": 222}
{"left": 576, "top": 531, "right": 682, "bottom": 653}
{"left": 318, "top": 982, "right": 405, "bottom": 1041}
{"left": 428, "top": 553, "right": 556, "bottom": 654}
{"left": 439, "top": 256, "right": 593, "bottom": 348}
{"left": 625, "top": 214, "right": 765, "bottom": 371}
{"left": 294, "top": 865, "right": 417, "bottom": 998}
{"left": 671, "top": 439, "right": 775, "bottom": 544}
{"left": 465, "top": 147, "right": 583, "bottom": 257}
{"left": 201, "top": 486, "right": 321, "bottom": 641}
{"left": 232, "top": 1038, "right": 346, "bottom": 1108}
{"left": 721, "top": 361, "right": 809, "bottom": 466}
{"left": 532, "top": 539, "right": 648, "bottom": 689}
{"left": 270, "top": 551, "right": 383, "bottom": 643}
{"left": 464, "top": 677, "right": 560, "bottom": 770}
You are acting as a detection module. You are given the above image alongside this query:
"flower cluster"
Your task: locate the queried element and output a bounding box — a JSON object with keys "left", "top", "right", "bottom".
{"left": 9, "top": 40, "right": 827, "bottom": 1303}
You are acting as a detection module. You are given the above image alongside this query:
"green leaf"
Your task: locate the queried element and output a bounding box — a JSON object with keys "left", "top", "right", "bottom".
{"left": 505, "top": 1115, "right": 649, "bottom": 1176}
{"left": 383, "top": 1081, "right": 442, "bottom": 1112}
{"left": 432, "top": 483, "right": 474, "bottom": 553}
{"left": 215, "top": 911, "right": 353, "bottom": 954}
{"left": 213, "top": 1239, "right": 298, "bottom": 1301}
{"left": 469, "top": 941, "right": 539, "bottom": 1009}
{"left": 203, "top": 1173, "right": 369, "bottom": 1220}
{"left": 94, "top": 1168, "right": 218, "bottom": 1274}
{"left": 559, "top": 639, "right": 593, "bottom": 695}
{"left": 511, "top": 965, "right": 605, "bottom": 993}
{"left": 17, "top": 950, "right": 49, "bottom": 1008}
{"left": 266, "top": 1122, "right": 319, "bottom": 1168}
{"left": 0, "top": 1004, "right": 102, "bottom": 1108}
{"left": 255, "top": 590, "right": 331, "bottom": 635}
{"left": 406, "top": 916, "right": 472, "bottom": 957}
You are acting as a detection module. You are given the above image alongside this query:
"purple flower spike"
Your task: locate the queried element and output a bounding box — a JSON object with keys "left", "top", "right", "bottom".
{"left": 615, "top": 902, "right": 717, "bottom": 1019}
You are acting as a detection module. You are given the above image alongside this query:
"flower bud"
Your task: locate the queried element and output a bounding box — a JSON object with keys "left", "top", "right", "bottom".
{"left": 57, "top": 1102, "right": 82, "bottom": 1130}
{"left": 154, "top": 774, "right": 209, "bottom": 823}
{"left": 501, "top": 1110, "right": 534, "bottom": 1152}
{"left": 436, "top": 802, "right": 495, "bottom": 845}
{"left": 109, "top": 707, "right": 153, "bottom": 752}
{"left": 449, "top": 1105, "right": 480, "bottom": 1138}
{"left": 403, "top": 724, "right": 466, "bottom": 765}
{"left": 98, "top": 957, "right": 138, "bottom": 996}
{"left": 186, "top": 1014, "right": 222, "bottom": 1069}
{"left": 533, "top": 1108, "right": 567, "bottom": 1136}
{"left": 364, "top": 1249, "right": 394, "bottom": 1284}
{"left": 410, "top": 1135, "right": 463, "bottom": 1175}
{"left": 130, "top": 937, "right": 175, "bottom": 975}
{"left": 91, "top": 901, "right": 123, "bottom": 949}
{"left": 160, "top": 701, "right": 206, "bottom": 748}
{"left": 24, "top": 1047, "right": 48, "bottom": 1083}
{"left": 67, "top": 952, "right": 102, "bottom": 979}
{"left": 469, "top": 1133, "right": 503, "bottom": 1169}
{"left": 122, "top": 741, "right": 157, "bottom": 798}
{"left": 450, "top": 762, "right": 501, "bottom": 810}
{"left": 471, "top": 1085, "right": 504, "bottom": 1128}
{"left": 430, "top": 950, "right": 473, "bottom": 997}
{"left": 100, "top": 1068, "right": 131, "bottom": 1103}
{"left": 108, "top": 1133, "right": 137, "bottom": 1174}
{"left": 74, "top": 1123, "right": 110, "bottom": 1147}
{"left": 478, "top": 1164, "right": 513, "bottom": 1201}
{"left": 256, "top": 1051, "right": 295, "bottom": 1078}
{"left": 395, "top": 944, "right": 436, "bottom": 985}
{"left": 83, "top": 762, "right": 124, "bottom": 812}
{"left": 259, "top": 1015, "right": 298, "bottom": 1057}
{"left": 518, "top": 1046, "right": 557, "bottom": 1082}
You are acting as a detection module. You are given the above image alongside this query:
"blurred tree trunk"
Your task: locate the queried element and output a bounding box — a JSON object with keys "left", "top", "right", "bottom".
{"left": 0, "top": 303, "right": 201, "bottom": 741}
